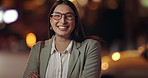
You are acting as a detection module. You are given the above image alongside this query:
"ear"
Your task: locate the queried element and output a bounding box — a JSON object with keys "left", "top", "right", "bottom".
{"left": 50, "top": 17, "right": 52, "bottom": 23}
{"left": 50, "top": 17, "right": 54, "bottom": 25}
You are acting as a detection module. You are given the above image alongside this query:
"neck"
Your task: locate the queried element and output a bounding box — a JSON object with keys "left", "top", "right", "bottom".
{"left": 55, "top": 34, "right": 71, "bottom": 42}
{"left": 54, "top": 35, "right": 71, "bottom": 53}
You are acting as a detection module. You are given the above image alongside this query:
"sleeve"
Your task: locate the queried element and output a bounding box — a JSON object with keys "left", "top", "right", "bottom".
{"left": 81, "top": 40, "right": 101, "bottom": 78}
{"left": 23, "top": 42, "right": 41, "bottom": 78}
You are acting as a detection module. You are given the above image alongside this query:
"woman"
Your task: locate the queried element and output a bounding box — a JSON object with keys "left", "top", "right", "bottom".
{"left": 23, "top": 0, "right": 101, "bottom": 78}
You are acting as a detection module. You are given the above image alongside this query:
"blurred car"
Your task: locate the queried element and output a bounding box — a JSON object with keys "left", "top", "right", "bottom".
{"left": 101, "top": 45, "right": 148, "bottom": 78}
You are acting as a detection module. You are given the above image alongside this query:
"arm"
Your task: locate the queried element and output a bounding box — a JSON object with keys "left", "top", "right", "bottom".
{"left": 23, "top": 42, "right": 41, "bottom": 78}
{"left": 81, "top": 40, "right": 101, "bottom": 78}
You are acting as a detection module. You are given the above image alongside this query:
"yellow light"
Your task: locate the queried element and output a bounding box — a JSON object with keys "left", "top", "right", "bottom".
{"left": 101, "top": 62, "right": 109, "bottom": 70}
{"left": 112, "top": 52, "right": 120, "bottom": 61}
{"left": 93, "top": 0, "right": 101, "bottom": 3}
{"left": 102, "top": 56, "right": 110, "bottom": 62}
{"left": 77, "top": 0, "right": 88, "bottom": 6}
{"left": 138, "top": 44, "right": 148, "bottom": 54}
{"left": 26, "top": 33, "right": 37, "bottom": 48}
{"left": 35, "top": 0, "right": 46, "bottom": 5}
{"left": 101, "top": 56, "right": 110, "bottom": 70}
{"left": 69, "top": 0, "right": 76, "bottom": 2}
{"left": 138, "top": 46, "right": 145, "bottom": 54}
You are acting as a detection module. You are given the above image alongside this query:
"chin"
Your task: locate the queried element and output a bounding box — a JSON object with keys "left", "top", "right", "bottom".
{"left": 57, "top": 34, "right": 70, "bottom": 38}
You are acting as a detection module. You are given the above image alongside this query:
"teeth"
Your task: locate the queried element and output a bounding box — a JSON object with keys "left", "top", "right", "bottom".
{"left": 58, "top": 26, "right": 67, "bottom": 29}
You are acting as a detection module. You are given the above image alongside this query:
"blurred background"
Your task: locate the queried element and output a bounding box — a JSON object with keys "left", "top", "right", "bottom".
{"left": 0, "top": 0, "right": 148, "bottom": 78}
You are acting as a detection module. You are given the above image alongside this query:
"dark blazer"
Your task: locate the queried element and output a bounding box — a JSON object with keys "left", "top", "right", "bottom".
{"left": 23, "top": 37, "right": 101, "bottom": 78}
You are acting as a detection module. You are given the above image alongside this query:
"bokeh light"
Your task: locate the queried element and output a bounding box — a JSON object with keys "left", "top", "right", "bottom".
{"left": 101, "top": 56, "right": 110, "bottom": 70}
{"left": 138, "top": 46, "right": 145, "bottom": 54}
{"left": 77, "top": 0, "right": 88, "bottom": 7}
{"left": 3, "top": 9, "right": 18, "bottom": 24}
{"left": 87, "top": 2, "right": 99, "bottom": 10}
{"left": 102, "top": 56, "right": 110, "bottom": 62}
{"left": 101, "top": 62, "right": 109, "bottom": 70}
{"left": 93, "top": 0, "right": 101, "bottom": 3}
{"left": 112, "top": 52, "right": 120, "bottom": 61}
{"left": 140, "top": 0, "right": 148, "bottom": 7}
{"left": 138, "top": 44, "right": 148, "bottom": 54}
{"left": 35, "top": 0, "right": 46, "bottom": 5}
{"left": 26, "top": 33, "right": 37, "bottom": 48}
{"left": 0, "top": 10, "right": 3, "bottom": 23}
{"left": 69, "top": 0, "right": 76, "bottom": 2}
{"left": 105, "top": 0, "right": 118, "bottom": 9}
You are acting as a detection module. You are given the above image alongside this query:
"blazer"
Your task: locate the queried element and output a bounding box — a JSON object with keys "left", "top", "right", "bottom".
{"left": 23, "top": 37, "right": 101, "bottom": 78}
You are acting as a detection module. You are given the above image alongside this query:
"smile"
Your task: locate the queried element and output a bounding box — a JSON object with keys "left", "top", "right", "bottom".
{"left": 57, "top": 26, "right": 69, "bottom": 30}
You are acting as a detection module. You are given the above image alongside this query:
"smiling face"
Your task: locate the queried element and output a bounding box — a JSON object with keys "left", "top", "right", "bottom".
{"left": 50, "top": 4, "right": 75, "bottom": 39}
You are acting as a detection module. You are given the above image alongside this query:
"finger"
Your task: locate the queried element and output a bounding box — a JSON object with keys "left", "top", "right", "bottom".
{"left": 32, "top": 71, "right": 40, "bottom": 77}
{"left": 29, "top": 71, "right": 38, "bottom": 78}
{"left": 29, "top": 71, "right": 35, "bottom": 78}
{"left": 29, "top": 73, "right": 34, "bottom": 78}
{"left": 30, "top": 71, "right": 40, "bottom": 78}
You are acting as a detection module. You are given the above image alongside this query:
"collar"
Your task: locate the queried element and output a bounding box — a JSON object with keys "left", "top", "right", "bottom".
{"left": 50, "top": 36, "right": 73, "bottom": 54}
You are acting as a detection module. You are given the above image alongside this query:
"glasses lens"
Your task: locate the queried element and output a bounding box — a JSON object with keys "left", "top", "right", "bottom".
{"left": 65, "top": 13, "right": 75, "bottom": 20}
{"left": 52, "top": 13, "right": 61, "bottom": 20}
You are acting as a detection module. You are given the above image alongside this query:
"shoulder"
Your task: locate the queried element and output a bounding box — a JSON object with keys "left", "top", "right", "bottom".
{"left": 76, "top": 39, "right": 101, "bottom": 50}
{"left": 31, "top": 41, "right": 42, "bottom": 49}
{"left": 82, "top": 35, "right": 103, "bottom": 47}
{"left": 82, "top": 39, "right": 100, "bottom": 45}
{"left": 32, "top": 39, "right": 52, "bottom": 49}
{"left": 32, "top": 39, "right": 52, "bottom": 48}
{"left": 76, "top": 38, "right": 101, "bottom": 56}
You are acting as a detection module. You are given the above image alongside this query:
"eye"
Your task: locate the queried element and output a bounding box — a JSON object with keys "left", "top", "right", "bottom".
{"left": 66, "top": 14, "right": 75, "bottom": 20}
{"left": 53, "top": 14, "right": 61, "bottom": 18}
{"left": 66, "top": 14, "right": 73, "bottom": 17}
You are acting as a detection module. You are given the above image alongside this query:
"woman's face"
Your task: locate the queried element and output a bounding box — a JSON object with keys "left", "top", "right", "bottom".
{"left": 50, "top": 4, "right": 75, "bottom": 38}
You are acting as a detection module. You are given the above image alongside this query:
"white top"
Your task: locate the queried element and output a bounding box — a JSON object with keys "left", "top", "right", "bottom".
{"left": 45, "top": 37, "right": 73, "bottom": 78}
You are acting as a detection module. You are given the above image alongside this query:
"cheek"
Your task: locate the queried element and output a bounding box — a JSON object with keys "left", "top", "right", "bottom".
{"left": 50, "top": 19, "right": 57, "bottom": 27}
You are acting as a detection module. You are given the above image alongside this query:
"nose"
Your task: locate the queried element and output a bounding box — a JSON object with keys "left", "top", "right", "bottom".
{"left": 60, "top": 15, "right": 67, "bottom": 24}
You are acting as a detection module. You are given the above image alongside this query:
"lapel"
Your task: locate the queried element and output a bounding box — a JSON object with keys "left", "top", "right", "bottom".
{"left": 67, "top": 41, "right": 81, "bottom": 78}
{"left": 39, "top": 37, "right": 81, "bottom": 78}
{"left": 40, "top": 38, "right": 53, "bottom": 78}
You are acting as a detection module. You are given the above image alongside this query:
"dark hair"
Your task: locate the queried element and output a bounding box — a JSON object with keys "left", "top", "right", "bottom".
{"left": 48, "top": 0, "right": 86, "bottom": 42}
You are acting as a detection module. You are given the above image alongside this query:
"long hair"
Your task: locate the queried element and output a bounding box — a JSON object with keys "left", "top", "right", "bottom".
{"left": 48, "top": 0, "right": 86, "bottom": 42}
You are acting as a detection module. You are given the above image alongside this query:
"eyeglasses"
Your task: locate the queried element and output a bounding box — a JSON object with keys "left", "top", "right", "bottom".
{"left": 51, "top": 12, "right": 76, "bottom": 21}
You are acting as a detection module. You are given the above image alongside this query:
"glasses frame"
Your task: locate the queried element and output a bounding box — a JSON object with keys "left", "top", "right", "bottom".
{"left": 51, "top": 12, "right": 76, "bottom": 21}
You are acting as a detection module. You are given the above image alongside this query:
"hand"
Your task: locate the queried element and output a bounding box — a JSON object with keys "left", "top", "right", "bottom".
{"left": 29, "top": 71, "right": 40, "bottom": 78}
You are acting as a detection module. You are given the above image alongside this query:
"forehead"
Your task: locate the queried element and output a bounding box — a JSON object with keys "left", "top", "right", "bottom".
{"left": 53, "top": 4, "right": 74, "bottom": 13}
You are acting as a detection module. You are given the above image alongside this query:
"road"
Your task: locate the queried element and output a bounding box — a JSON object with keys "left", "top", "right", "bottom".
{"left": 0, "top": 50, "right": 29, "bottom": 78}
